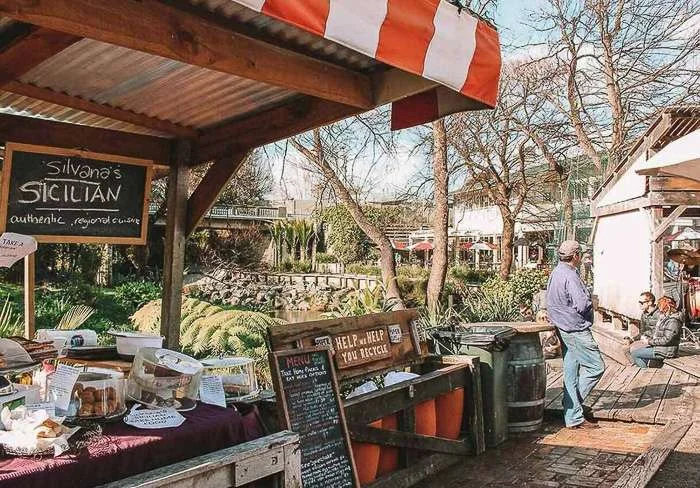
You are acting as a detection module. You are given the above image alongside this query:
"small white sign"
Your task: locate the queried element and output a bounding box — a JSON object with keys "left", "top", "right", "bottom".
{"left": 26, "top": 402, "right": 56, "bottom": 419}
{"left": 47, "top": 365, "right": 81, "bottom": 411}
{"left": 388, "top": 324, "right": 403, "bottom": 344}
{"left": 199, "top": 376, "right": 227, "bottom": 408}
{"left": 0, "top": 232, "right": 37, "bottom": 268}
{"left": 123, "top": 405, "right": 186, "bottom": 429}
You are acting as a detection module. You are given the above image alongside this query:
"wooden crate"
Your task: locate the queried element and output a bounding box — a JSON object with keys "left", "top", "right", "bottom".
{"left": 268, "top": 310, "right": 485, "bottom": 488}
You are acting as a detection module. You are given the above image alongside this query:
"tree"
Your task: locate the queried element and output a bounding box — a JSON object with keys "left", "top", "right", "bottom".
{"left": 288, "top": 113, "right": 404, "bottom": 305}
{"left": 530, "top": 0, "right": 700, "bottom": 172}
{"left": 426, "top": 119, "right": 450, "bottom": 313}
{"left": 450, "top": 72, "right": 532, "bottom": 280}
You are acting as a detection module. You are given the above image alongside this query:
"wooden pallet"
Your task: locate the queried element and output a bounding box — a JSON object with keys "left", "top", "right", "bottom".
{"left": 545, "top": 362, "right": 700, "bottom": 425}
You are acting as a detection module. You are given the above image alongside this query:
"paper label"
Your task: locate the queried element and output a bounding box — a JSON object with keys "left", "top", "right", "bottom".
{"left": 48, "top": 365, "right": 81, "bottom": 411}
{"left": 199, "top": 376, "right": 227, "bottom": 408}
{"left": 0, "top": 232, "right": 37, "bottom": 267}
{"left": 26, "top": 402, "right": 56, "bottom": 418}
{"left": 123, "top": 405, "right": 186, "bottom": 429}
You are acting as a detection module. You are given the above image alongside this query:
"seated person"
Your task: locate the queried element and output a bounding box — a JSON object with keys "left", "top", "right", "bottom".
{"left": 636, "top": 291, "right": 661, "bottom": 341}
{"left": 630, "top": 296, "right": 682, "bottom": 368}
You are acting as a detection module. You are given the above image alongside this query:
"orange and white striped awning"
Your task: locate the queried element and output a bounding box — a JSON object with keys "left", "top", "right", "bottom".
{"left": 234, "top": 0, "right": 502, "bottom": 128}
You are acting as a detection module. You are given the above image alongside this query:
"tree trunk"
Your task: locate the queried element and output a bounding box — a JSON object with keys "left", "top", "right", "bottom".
{"left": 427, "top": 119, "right": 450, "bottom": 314}
{"left": 499, "top": 209, "right": 516, "bottom": 280}
{"left": 560, "top": 180, "right": 575, "bottom": 241}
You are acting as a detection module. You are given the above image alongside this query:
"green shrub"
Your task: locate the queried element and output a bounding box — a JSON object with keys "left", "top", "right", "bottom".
{"left": 315, "top": 252, "right": 337, "bottom": 264}
{"left": 397, "top": 276, "right": 428, "bottom": 307}
{"left": 509, "top": 268, "right": 549, "bottom": 305}
{"left": 397, "top": 265, "right": 430, "bottom": 280}
{"left": 449, "top": 266, "right": 494, "bottom": 284}
{"left": 323, "top": 285, "right": 394, "bottom": 318}
{"left": 461, "top": 289, "right": 519, "bottom": 323}
{"left": 114, "top": 280, "right": 162, "bottom": 314}
{"left": 346, "top": 263, "right": 382, "bottom": 276}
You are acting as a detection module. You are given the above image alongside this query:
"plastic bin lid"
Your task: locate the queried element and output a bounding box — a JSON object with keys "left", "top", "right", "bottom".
{"left": 432, "top": 324, "right": 517, "bottom": 345}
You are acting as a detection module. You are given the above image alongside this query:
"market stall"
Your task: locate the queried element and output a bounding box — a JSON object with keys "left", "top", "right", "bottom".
{"left": 0, "top": 0, "right": 502, "bottom": 484}
{"left": 591, "top": 106, "right": 700, "bottom": 362}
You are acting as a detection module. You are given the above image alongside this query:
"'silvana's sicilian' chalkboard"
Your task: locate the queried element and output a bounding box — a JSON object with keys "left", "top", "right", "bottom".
{"left": 0, "top": 143, "right": 153, "bottom": 244}
{"left": 271, "top": 348, "right": 359, "bottom": 488}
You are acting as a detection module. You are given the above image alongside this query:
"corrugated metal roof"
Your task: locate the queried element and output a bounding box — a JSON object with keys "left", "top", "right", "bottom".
{"left": 0, "top": 90, "right": 166, "bottom": 136}
{"left": 20, "top": 38, "right": 296, "bottom": 130}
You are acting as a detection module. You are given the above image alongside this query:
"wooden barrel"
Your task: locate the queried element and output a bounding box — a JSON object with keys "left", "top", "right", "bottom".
{"left": 506, "top": 333, "right": 547, "bottom": 433}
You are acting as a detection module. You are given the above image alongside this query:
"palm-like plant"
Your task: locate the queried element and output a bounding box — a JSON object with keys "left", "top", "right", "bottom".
{"left": 270, "top": 221, "right": 286, "bottom": 266}
{"left": 0, "top": 295, "right": 22, "bottom": 337}
{"left": 294, "top": 220, "right": 315, "bottom": 261}
{"left": 57, "top": 305, "right": 96, "bottom": 330}
{"left": 283, "top": 221, "right": 297, "bottom": 259}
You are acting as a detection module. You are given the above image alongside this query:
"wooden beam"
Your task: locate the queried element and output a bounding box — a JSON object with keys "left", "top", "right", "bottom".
{"left": 0, "top": 24, "right": 79, "bottom": 85}
{"left": 652, "top": 205, "right": 687, "bottom": 242}
{"left": 649, "top": 176, "right": 700, "bottom": 192}
{"left": 195, "top": 97, "right": 359, "bottom": 163}
{"left": 4, "top": 81, "right": 198, "bottom": 138}
{"left": 650, "top": 208, "right": 664, "bottom": 300}
{"left": 0, "top": 112, "right": 172, "bottom": 163}
{"left": 186, "top": 150, "right": 250, "bottom": 237}
{"left": 366, "top": 452, "right": 462, "bottom": 488}
{"left": 612, "top": 421, "right": 691, "bottom": 488}
{"left": 23, "top": 252, "right": 35, "bottom": 339}
{"left": 160, "top": 139, "right": 190, "bottom": 351}
{"left": 350, "top": 426, "right": 471, "bottom": 455}
{"left": 0, "top": 0, "right": 374, "bottom": 109}
{"left": 650, "top": 191, "right": 700, "bottom": 206}
{"left": 592, "top": 197, "right": 650, "bottom": 217}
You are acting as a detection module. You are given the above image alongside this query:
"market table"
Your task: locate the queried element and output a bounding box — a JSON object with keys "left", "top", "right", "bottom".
{"left": 0, "top": 403, "right": 264, "bottom": 488}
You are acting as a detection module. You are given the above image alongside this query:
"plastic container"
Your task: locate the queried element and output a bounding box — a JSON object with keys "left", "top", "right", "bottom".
{"left": 201, "top": 357, "right": 259, "bottom": 401}
{"left": 436, "top": 387, "right": 465, "bottom": 440}
{"left": 346, "top": 381, "right": 381, "bottom": 483}
{"left": 46, "top": 371, "right": 125, "bottom": 419}
{"left": 35, "top": 329, "right": 98, "bottom": 354}
{"left": 432, "top": 325, "right": 516, "bottom": 447}
{"left": 127, "top": 348, "right": 202, "bottom": 411}
{"left": 108, "top": 331, "right": 164, "bottom": 360}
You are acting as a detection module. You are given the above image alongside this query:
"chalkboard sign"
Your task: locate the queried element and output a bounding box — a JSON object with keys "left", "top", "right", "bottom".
{"left": 0, "top": 143, "right": 153, "bottom": 244}
{"left": 271, "top": 348, "right": 359, "bottom": 488}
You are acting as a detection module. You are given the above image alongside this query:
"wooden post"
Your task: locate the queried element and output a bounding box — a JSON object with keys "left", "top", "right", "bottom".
{"left": 650, "top": 207, "right": 664, "bottom": 300}
{"left": 23, "top": 252, "right": 35, "bottom": 339}
{"left": 160, "top": 139, "right": 190, "bottom": 351}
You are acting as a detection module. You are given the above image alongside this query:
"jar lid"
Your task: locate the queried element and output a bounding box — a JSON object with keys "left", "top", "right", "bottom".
{"left": 201, "top": 357, "right": 254, "bottom": 368}
{"left": 137, "top": 348, "right": 202, "bottom": 375}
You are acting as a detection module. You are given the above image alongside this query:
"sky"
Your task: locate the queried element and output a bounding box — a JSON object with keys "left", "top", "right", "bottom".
{"left": 266, "top": 1, "right": 542, "bottom": 203}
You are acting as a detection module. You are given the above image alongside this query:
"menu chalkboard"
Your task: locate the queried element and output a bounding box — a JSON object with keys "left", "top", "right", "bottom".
{"left": 0, "top": 143, "right": 153, "bottom": 244}
{"left": 271, "top": 348, "right": 359, "bottom": 488}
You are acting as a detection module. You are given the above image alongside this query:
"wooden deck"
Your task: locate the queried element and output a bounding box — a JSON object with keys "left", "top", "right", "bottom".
{"left": 544, "top": 358, "right": 700, "bottom": 425}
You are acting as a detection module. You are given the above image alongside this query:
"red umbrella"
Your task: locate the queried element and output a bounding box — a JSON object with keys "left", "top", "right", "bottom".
{"left": 460, "top": 242, "right": 473, "bottom": 250}
{"left": 409, "top": 241, "right": 433, "bottom": 251}
{"left": 392, "top": 240, "right": 408, "bottom": 250}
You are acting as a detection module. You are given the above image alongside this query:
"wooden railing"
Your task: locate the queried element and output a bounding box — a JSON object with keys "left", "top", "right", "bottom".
{"left": 149, "top": 203, "right": 286, "bottom": 221}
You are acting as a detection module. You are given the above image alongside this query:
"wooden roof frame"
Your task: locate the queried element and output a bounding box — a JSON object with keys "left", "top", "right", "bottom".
{"left": 0, "top": 0, "right": 467, "bottom": 348}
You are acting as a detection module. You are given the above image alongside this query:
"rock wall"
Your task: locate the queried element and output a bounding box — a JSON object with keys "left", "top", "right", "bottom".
{"left": 189, "top": 271, "right": 352, "bottom": 312}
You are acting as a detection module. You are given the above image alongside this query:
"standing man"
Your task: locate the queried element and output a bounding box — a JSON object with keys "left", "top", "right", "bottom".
{"left": 547, "top": 240, "right": 605, "bottom": 429}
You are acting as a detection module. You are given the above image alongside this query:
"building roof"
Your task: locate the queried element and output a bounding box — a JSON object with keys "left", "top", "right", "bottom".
{"left": 0, "top": 1, "right": 502, "bottom": 167}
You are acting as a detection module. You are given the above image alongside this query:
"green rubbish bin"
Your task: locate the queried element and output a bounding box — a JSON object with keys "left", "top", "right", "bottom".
{"left": 432, "top": 325, "right": 516, "bottom": 447}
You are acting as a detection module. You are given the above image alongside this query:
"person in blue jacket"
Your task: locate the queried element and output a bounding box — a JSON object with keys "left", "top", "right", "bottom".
{"left": 546, "top": 240, "right": 605, "bottom": 429}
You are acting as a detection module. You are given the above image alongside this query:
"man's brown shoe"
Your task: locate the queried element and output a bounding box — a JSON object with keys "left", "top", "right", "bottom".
{"left": 567, "top": 420, "right": 600, "bottom": 430}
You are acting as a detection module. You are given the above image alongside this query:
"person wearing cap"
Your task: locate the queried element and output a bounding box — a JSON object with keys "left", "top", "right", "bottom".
{"left": 546, "top": 240, "right": 605, "bottom": 429}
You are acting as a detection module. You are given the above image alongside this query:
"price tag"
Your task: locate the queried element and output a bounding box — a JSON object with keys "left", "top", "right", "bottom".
{"left": 48, "top": 365, "right": 81, "bottom": 411}
{"left": 123, "top": 405, "right": 186, "bottom": 429}
{"left": 199, "top": 376, "right": 226, "bottom": 408}
{"left": 26, "top": 402, "right": 56, "bottom": 418}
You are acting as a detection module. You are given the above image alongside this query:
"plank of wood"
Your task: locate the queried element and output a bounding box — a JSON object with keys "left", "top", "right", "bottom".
{"left": 612, "top": 421, "right": 692, "bottom": 488}
{"left": 546, "top": 371, "right": 563, "bottom": 389}
{"left": 185, "top": 150, "right": 249, "bottom": 237}
{"left": 351, "top": 426, "right": 470, "bottom": 455}
{"left": 630, "top": 368, "right": 673, "bottom": 424}
{"left": 610, "top": 368, "right": 657, "bottom": 422}
{"left": 544, "top": 373, "right": 564, "bottom": 410}
{"left": 96, "top": 430, "right": 300, "bottom": 488}
{"left": 23, "top": 253, "right": 35, "bottom": 339}
{"left": 0, "top": 112, "right": 172, "bottom": 164}
{"left": 160, "top": 139, "right": 190, "bottom": 351}
{"left": 589, "top": 366, "right": 640, "bottom": 419}
{"left": 650, "top": 191, "right": 700, "bottom": 206}
{"left": 366, "top": 452, "right": 462, "bottom": 488}
{"left": 665, "top": 356, "right": 700, "bottom": 379}
{"left": 583, "top": 363, "right": 624, "bottom": 409}
{"left": 0, "top": 0, "right": 374, "bottom": 109}
{"left": 655, "top": 371, "right": 693, "bottom": 424}
{"left": 0, "top": 24, "right": 79, "bottom": 85}
{"left": 652, "top": 205, "right": 687, "bottom": 242}
{"left": 649, "top": 176, "right": 700, "bottom": 192}
{"left": 4, "top": 81, "right": 197, "bottom": 138}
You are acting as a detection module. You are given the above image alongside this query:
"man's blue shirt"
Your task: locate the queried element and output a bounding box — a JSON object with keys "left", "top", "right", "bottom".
{"left": 546, "top": 262, "right": 593, "bottom": 332}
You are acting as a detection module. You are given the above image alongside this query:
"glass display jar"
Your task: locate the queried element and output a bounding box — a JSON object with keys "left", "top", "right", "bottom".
{"left": 46, "top": 371, "right": 126, "bottom": 419}
{"left": 201, "top": 357, "right": 259, "bottom": 401}
{"left": 127, "top": 348, "right": 203, "bottom": 411}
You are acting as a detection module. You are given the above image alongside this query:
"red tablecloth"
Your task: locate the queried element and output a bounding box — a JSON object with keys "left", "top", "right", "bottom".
{"left": 0, "top": 403, "right": 264, "bottom": 488}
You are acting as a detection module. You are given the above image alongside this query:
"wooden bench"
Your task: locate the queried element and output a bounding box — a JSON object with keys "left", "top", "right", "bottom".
{"left": 97, "top": 430, "right": 301, "bottom": 488}
{"left": 269, "top": 309, "right": 485, "bottom": 488}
